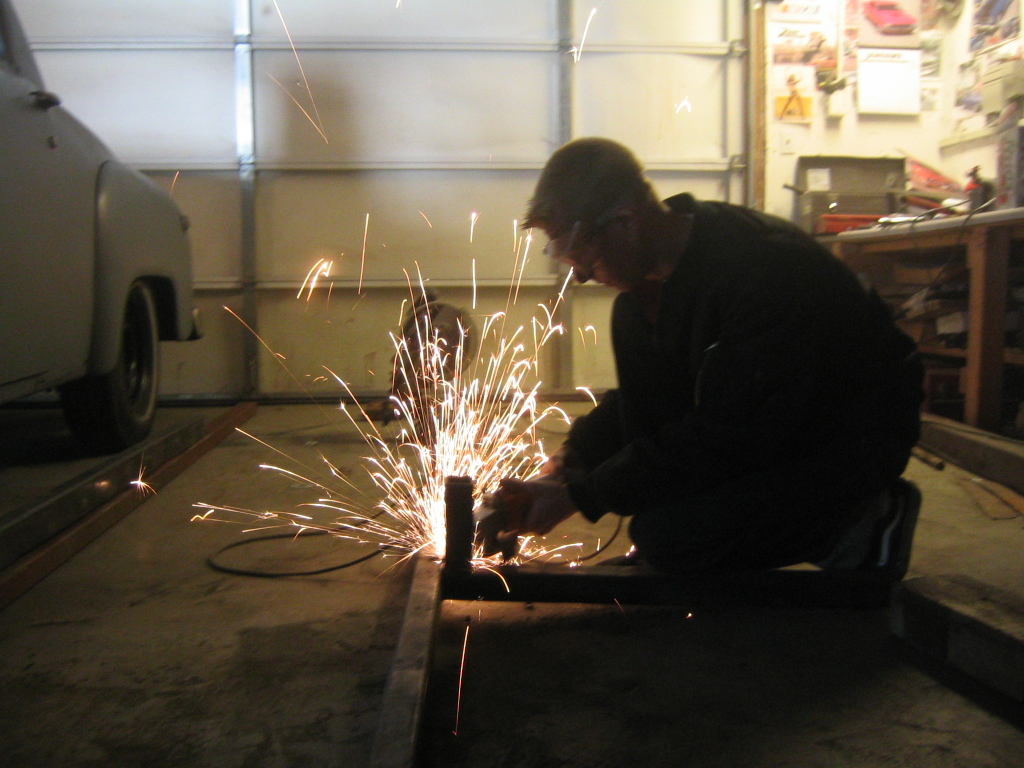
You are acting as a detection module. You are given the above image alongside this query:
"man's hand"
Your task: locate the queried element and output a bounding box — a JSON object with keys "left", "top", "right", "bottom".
{"left": 539, "top": 446, "right": 567, "bottom": 479}
{"left": 498, "top": 476, "right": 577, "bottom": 536}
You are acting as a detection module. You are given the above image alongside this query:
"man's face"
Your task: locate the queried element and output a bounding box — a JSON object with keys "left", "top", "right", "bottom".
{"left": 542, "top": 213, "right": 642, "bottom": 292}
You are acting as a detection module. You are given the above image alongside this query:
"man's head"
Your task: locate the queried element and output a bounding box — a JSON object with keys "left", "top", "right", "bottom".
{"left": 524, "top": 138, "right": 662, "bottom": 291}
{"left": 524, "top": 137, "right": 652, "bottom": 233}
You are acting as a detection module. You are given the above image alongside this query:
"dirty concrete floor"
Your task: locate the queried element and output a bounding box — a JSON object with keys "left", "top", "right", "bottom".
{"left": 417, "top": 449, "right": 1024, "bottom": 767}
{"left": 0, "top": 404, "right": 415, "bottom": 768}
{"left": 1, "top": 404, "right": 1023, "bottom": 767}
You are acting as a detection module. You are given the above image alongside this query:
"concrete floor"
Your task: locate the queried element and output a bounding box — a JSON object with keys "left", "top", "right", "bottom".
{"left": 0, "top": 405, "right": 413, "bottom": 768}
{"left": 1, "top": 404, "right": 1023, "bottom": 767}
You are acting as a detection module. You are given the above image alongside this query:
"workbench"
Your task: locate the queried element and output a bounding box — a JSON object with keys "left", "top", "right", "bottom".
{"left": 832, "top": 207, "right": 1024, "bottom": 432}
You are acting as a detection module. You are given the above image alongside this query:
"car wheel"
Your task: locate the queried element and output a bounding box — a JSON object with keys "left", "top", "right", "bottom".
{"left": 59, "top": 281, "right": 160, "bottom": 453}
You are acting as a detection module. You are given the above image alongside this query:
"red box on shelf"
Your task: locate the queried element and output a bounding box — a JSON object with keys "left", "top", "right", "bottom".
{"left": 814, "top": 213, "right": 884, "bottom": 234}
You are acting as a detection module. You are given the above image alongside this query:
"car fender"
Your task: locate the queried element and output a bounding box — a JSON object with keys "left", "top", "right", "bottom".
{"left": 89, "top": 160, "right": 196, "bottom": 375}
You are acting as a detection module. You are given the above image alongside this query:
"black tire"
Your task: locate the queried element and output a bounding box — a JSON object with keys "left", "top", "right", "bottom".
{"left": 60, "top": 281, "right": 160, "bottom": 453}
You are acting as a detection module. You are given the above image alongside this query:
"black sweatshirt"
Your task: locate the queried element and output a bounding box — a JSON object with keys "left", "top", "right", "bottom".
{"left": 563, "top": 193, "right": 919, "bottom": 521}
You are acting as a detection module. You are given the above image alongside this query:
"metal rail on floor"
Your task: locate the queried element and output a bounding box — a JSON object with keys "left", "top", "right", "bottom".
{"left": 0, "top": 402, "right": 258, "bottom": 611}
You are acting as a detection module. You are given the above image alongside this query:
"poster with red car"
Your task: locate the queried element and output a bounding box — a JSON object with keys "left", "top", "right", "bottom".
{"left": 859, "top": 0, "right": 922, "bottom": 48}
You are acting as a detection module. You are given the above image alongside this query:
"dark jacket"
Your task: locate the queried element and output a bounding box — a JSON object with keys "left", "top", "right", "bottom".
{"left": 563, "top": 194, "right": 921, "bottom": 521}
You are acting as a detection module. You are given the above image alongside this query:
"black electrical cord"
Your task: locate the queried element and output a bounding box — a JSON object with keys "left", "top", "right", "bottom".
{"left": 569, "top": 515, "right": 624, "bottom": 563}
{"left": 207, "top": 529, "right": 387, "bottom": 578}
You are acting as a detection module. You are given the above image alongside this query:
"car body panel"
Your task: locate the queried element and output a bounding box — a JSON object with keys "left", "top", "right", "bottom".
{"left": 92, "top": 160, "right": 195, "bottom": 374}
{"left": 0, "top": 7, "right": 95, "bottom": 397}
{"left": 0, "top": 0, "right": 196, "bottom": 404}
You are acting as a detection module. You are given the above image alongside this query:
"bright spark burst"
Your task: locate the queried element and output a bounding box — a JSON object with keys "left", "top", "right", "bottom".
{"left": 576, "top": 386, "right": 598, "bottom": 406}
{"left": 675, "top": 96, "right": 692, "bottom": 113}
{"left": 469, "top": 211, "right": 478, "bottom": 243}
{"left": 298, "top": 258, "right": 333, "bottom": 301}
{"left": 359, "top": 213, "right": 370, "bottom": 294}
{"left": 196, "top": 267, "right": 576, "bottom": 567}
{"left": 572, "top": 8, "right": 598, "bottom": 63}
{"left": 131, "top": 463, "right": 155, "bottom": 497}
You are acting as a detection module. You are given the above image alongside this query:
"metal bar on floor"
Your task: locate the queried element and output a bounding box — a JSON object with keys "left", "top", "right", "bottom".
{"left": 368, "top": 555, "right": 443, "bottom": 768}
{"left": 0, "top": 401, "right": 258, "bottom": 611}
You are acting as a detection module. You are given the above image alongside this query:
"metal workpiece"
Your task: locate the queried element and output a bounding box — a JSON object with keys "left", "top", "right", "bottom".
{"left": 369, "top": 556, "right": 443, "bottom": 768}
{"left": 443, "top": 476, "right": 475, "bottom": 572}
{"left": 443, "top": 561, "right": 894, "bottom": 609}
{"left": 440, "top": 476, "right": 892, "bottom": 609}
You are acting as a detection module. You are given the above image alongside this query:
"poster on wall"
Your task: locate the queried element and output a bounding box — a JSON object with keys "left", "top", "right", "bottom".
{"left": 857, "top": 0, "right": 921, "bottom": 48}
{"left": 951, "top": 58, "right": 989, "bottom": 133}
{"left": 970, "top": 0, "right": 1021, "bottom": 53}
{"left": 773, "top": 64, "right": 817, "bottom": 122}
{"left": 857, "top": 48, "right": 922, "bottom": 113}
{"left": 768, "top": 2, "right": 826, "bottom": 23}
{"left": 769, "top": 22, "right": 840, "bottom": 96}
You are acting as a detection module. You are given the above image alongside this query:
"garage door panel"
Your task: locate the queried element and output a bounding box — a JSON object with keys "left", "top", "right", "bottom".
{"left": 159, "top": 292, "right": 248, "bottom": 395}
{"left": 251, "top": 1, "right": 553, "bottom": 44}
{"left": 11, "top": 0, "right": 234, "bottom": 42}
{"left": 145, "top": 172, "right": 243, "bottom": 285}
{"left": 256, "top": 284, "right": 559, "bottom": 396}
{"left": 574, "top": 53, "right": 727, "bottom": 163}
{"left": 574, "top": 0, "right": 730, "bottom": 46}
{"left": 253, "top": 50, "right": 554, "bottom": 165}
{"left": 34, "top": 50, "right": 236, "bottom": 164}
{"left": 256, "top": 171, "right": 549, "bottom": 284}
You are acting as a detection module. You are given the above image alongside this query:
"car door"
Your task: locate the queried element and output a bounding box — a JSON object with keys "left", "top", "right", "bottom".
{"left": 0, "top": 1, "right": 95, "bottom": 398}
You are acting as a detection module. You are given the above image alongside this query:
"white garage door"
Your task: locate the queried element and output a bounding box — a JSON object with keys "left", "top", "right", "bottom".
{"left": 15, "top": 0, "right": 748, "bottom": 398}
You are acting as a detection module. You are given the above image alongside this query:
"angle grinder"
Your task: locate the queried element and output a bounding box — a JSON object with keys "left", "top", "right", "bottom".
{"left": 473, "top": 480, "right": 532, "bottom": 561}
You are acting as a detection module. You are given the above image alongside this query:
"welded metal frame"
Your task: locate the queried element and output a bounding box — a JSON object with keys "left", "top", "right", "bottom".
{"left": 439, "top": 476, "right": 893, "bottom": 610}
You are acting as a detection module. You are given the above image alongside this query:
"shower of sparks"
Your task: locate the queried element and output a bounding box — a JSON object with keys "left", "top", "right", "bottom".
{"left": 576, "top": 386, "right": 598, "bottom": 407}
{"left": 454, "top": 621, "right": 470, "bottom": 735}
{"left": 469, "top": 211, "right": 478, "bottom": 243}
{"left": 359, "top": 213, "right": 370, "bottom": 294}
{"left": 572, "top": 8, "right": 598, "bottom": 63}
{"left": 195, "top": 266, "right": 576, "bottom": 568}
{"left": 169, "top": 171, "right": 180, "bottom": 197}
{"left": 131, "top": 463, "right": 155, "bottom": 497}
{"left": 298, "top": 258, "right": 333, "bottom": 301}
{"left": 270, "top": 0, "right": 328, "bottom": 143}
{"left": 418, "top": 210, "right": 433, "bottom": 228}
{"left": 675, "top": 96, "right": 693, "bottom": 114}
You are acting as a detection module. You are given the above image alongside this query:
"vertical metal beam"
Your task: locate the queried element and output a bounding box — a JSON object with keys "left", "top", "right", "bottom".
{"left": 553, "top": 0, "right": 575, "bottom": 392}
{"left": 235, "top": 0, "right": 259, "bottom": 395}
{"left": 749, "top": 0, "right": 767, "bottom": 210}
{"left": 556, "top": 0, "right": 573, "bottom": 147}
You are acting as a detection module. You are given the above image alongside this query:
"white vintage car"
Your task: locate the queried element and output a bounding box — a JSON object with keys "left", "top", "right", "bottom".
{"left": 0, "top": 0, "right": 199, "bottom": 452}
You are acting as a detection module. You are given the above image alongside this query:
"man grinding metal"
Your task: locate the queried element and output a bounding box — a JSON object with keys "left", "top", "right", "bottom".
{"left": 498, "top": 137, "right": 925, "bottom": 578}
